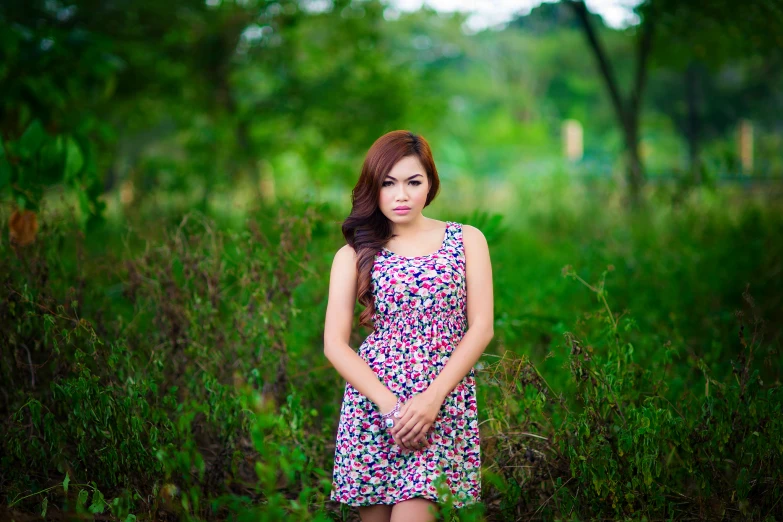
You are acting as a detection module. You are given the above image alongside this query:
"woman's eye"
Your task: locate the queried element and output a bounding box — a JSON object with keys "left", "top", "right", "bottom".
{"left": 382, "top": 180, "right": 421, "bottom": 187}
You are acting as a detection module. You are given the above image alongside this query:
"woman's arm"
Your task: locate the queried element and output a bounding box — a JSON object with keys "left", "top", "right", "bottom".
{"left": 427, "top": 224, "right": 495, "bottom": 401}
{"left": 324, "top": 244, "right": 398, "bottom": 414}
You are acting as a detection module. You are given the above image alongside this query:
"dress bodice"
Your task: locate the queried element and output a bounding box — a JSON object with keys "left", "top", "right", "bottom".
{"left": 370, "top": 221, "right": 467, "bottom": 328}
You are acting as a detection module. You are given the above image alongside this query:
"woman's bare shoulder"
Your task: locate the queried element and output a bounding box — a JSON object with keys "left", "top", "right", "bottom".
{"left": 332, "top": 244, "right": 358, "bottom": 270}
{"left": 461, "top": 224, "right": 487, "bottom": 243}
{"left": 336, "top": 243, "right": 357, "bottom": 258}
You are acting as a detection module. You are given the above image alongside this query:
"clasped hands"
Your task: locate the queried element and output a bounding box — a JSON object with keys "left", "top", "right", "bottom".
{"left": 383, "top": 389, "right": 443, "bottom": 451}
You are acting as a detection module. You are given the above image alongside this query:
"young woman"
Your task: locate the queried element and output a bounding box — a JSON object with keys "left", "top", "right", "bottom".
{"left": 324, "top": 130, "right": 494, "bottom": 522}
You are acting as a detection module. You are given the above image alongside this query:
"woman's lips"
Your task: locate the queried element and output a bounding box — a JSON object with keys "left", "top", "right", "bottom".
{"left": 393, "top": 208, "right": 410, "bottom": 215}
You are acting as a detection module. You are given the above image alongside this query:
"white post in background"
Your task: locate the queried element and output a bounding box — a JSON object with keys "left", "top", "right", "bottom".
{"left": 562, "top": 119, "right": 583, "bottom": 162}
{"left": 738, "top": 119, "right": 754, "bottom": 175}
{"left": 258, "top": 159, "right": 276, "bottom": 204}
{"left": 120, "top": 180, "right": 134, "bottom": 206}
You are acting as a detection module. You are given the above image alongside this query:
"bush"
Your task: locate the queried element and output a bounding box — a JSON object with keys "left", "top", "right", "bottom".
{"left": 479, "top": 265, "right": 781, "bottom": 520}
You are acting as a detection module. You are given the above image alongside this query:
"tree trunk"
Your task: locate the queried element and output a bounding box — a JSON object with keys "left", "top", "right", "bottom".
{"left": 566, "top": 0, "right": 655, "bottom": 208}
{"left": 623, "top": 120, "right": 645, "bottom": 205}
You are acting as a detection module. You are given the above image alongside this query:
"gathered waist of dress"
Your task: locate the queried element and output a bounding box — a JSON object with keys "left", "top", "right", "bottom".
{"left": 371, "top": 306, "right": 466, "bottom": 328}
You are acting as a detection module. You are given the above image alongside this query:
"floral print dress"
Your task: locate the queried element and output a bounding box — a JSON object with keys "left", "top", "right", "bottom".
{"left": 330, "top": 221, "right": 481, "bottom": 508}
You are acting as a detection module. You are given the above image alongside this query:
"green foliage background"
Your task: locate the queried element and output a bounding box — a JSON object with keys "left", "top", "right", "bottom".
{"left": 1, "top": 0, "right": 782, "bottom": 520}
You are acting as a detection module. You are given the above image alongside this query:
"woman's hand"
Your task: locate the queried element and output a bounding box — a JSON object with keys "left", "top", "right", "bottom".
{"left": 390, "top": 389, "right": 443, "bottom": 451}
{"left": 393, "top": 420, "right": 432, "bottom": 452}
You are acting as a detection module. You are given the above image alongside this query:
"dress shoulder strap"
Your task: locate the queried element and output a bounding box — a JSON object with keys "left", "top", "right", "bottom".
{"left": 443, "top": 221, "right": 465, "bottom": 261}
{"left": 454, "top": 222, "right": 465, "bottom": 255}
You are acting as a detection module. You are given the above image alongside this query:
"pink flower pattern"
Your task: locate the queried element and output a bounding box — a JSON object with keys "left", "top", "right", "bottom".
{"left": 330, "top": 221, "right": 481, "bottom": 508}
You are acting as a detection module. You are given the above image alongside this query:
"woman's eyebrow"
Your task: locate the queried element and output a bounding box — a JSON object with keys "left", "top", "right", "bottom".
{"left": 384, "top": 174, "right": 423, "bottom": 181}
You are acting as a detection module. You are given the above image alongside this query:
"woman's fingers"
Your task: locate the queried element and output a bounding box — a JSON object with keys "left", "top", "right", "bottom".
{"left": 420, "top": 423, "right": 435, "bottom": 448}
{"left": 400, "top": 431, "right": 416, "bottom": 450}
{"left": 391, "top": 427, "right": 409, "bottom": 450}
{"left": 396, "top": 423, "right": 432, "bottom": 451}
{"left": 413, "top": 430, "right": 431, "bottom": 450}
{"left": 391, "top": 423, "right": 408, "bottom": 449}
{"left": 389, "top": 416, "right": 434, "bottom": 451}
{"left": 401, "top": 420, "right": 429, "bottom": 445}
{"left": 395, "top": 429, "right": 417, "bottom": 450}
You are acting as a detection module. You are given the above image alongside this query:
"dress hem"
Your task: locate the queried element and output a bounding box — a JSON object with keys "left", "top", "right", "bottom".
{"left": 329, "top": 492, "right": 481, "bottom": 509}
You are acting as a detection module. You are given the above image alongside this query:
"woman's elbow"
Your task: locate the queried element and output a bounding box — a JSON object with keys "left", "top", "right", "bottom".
{"left": 323, "top": 336, "right": 345, "bottom": 359}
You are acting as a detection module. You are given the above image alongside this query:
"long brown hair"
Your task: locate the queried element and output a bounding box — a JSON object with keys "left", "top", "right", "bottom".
{"left": 342, "top": 130, "right": 441, "bottom": 329}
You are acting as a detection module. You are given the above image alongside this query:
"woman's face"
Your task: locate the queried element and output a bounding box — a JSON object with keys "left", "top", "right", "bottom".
{"left": 379, "top": 155, "right": 430, "bottom": 222}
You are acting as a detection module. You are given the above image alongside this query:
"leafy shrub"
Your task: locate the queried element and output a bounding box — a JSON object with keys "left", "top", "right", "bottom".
{"left": 479, "top": 266, "right": 782, "bottom": 520}
{"left": 1, "top": 201, "right": 338, "bottom": 520}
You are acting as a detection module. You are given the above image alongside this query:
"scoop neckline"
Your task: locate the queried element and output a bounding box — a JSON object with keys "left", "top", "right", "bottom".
{"left": 382, "top": 221, "right": 451, "bottom": 259}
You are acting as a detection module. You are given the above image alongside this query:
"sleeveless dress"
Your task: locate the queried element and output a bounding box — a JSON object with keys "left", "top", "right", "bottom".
{"left": 329, "top": 221, "right": 481, "bottom": 508}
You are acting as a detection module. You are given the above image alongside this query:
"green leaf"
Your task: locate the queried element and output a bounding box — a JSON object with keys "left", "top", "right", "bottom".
{"left": 37, "top": 134, "right": 66, "bottom": 184}
{"left": 41, "top": 497, "right": 48, "bottom": 518}
{"left": 19, "top": 119, "right": 46, "bottom": 159}
{"left": 89, "top": 486, "right": 106, "bottom": 514}
{"left": 77, "top": 489, "right": 88, "bottom": 507}
{"left": 0, "top": 157, "right": 11, "bottom": 190}
{"left": 63, "top": 471, "right": 70, "bottom": 493}
{"left": 124, "top": 515, "right": 137, "bottom": 522}
{"left": 64, "top": 136, "right": 84, "bottom": 181}
{"left": 77, "top": 189, "right": 92, "bottom": 230}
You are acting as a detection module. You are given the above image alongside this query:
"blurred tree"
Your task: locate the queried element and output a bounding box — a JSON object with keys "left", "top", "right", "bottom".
{"left": 563, "top": 0, "right": 654, "bottom": 207}
{"left": 507, "top": 4, "right": 632, "bottom": 162}
{"left": 509, "top": 1, "right": 605, "bottom": 34}
{"left": 564, "top": 0, "right": 783, "bottom": 202}
{"left": 647, "top": 0, "right": 783, "bottom": 183}
{"left": 0, "top": 2, "right": 122, "bottom": 230}
{"left": 0, "top": 0, "right": 412, "bottom": 218}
